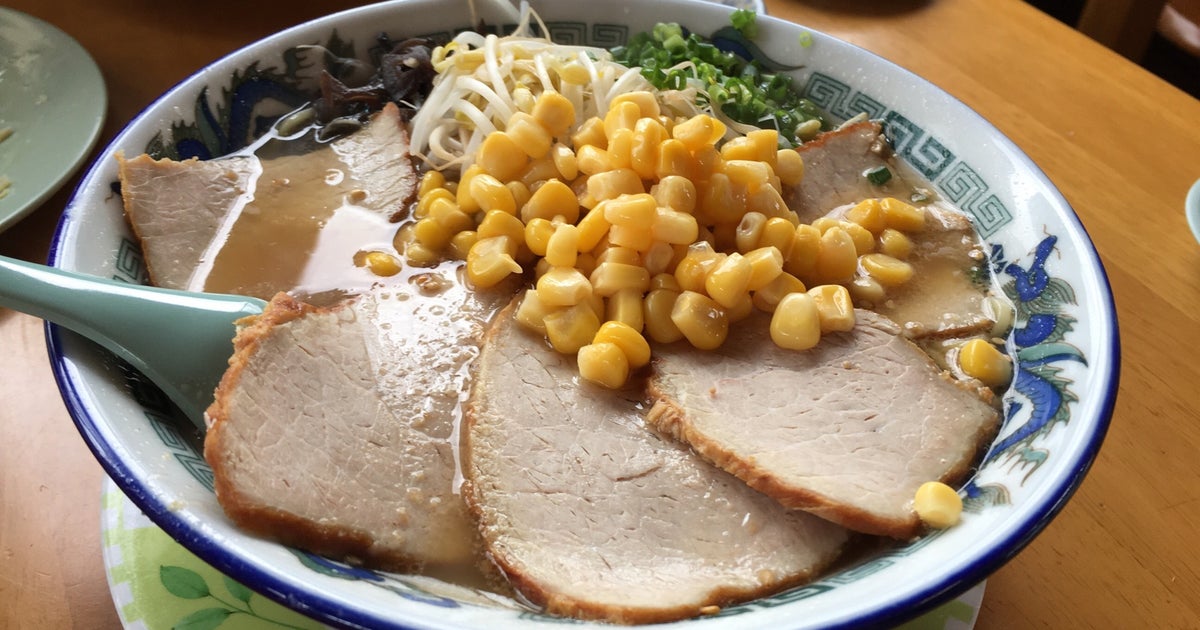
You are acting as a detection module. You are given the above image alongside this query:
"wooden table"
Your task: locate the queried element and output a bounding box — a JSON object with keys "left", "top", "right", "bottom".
{"left": 2, "top": 0, "right": 1197, "bottom": 627}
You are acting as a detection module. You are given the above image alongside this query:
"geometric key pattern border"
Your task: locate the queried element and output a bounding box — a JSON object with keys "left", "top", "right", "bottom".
{"left": 804, "top": 72, "right": 1014, "bottom": 238}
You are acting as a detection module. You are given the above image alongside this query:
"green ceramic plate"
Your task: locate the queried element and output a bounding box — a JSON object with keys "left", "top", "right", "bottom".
{"left": 0, "top": 8, "right": 106, "bottom": 233}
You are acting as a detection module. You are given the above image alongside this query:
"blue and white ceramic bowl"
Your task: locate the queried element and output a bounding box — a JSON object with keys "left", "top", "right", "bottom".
{"left": 51, "top": 0, "right": 1119, "bottom": 628}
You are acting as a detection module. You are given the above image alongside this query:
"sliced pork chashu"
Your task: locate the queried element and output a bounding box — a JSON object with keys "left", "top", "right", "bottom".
{"left": 646, "top": 310, "right": 1000, "bottom": 539}
{"left": 789, "top": 120, "right": 997, "bottom": 339}
{"left": 118, "top": 102, "right": 417, "bottom": 296}
{"left": 463, "top": 302, "right": 849, "bottom": 624}
{"left": 205, "top": 276, "right": 509, "bottom": 572}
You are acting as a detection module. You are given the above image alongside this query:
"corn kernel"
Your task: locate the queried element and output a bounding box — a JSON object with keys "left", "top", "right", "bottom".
{"left": 653, "top": 175, "right": 697, "bottom": 214}
{"left": 958, "top": 338, "right": 1013, "bottom": 387}
{"left": 595, "top": 246, "right": 641, "bottom": 266}
{"left": 881, "top": 197, "right": 926, "bottom": 231}
{"left": 522, "top": 179, "right": 580, "bottom": 224}
{"left": 506, "top": 180, "right": 532, "bottom": 211}
{"left": 507, "top": 112, "right": 553, "bottom": 159}
{"left": 575, "top": 205, "right": 612, "bottom": 252}
{"left": 913, "top": 481, "right": 962, "bottom": 529}
{"left": 770, "top": 292, "right": 821, "bottom": 350}
{"left": 532, "top": 91, "right": 576, "bottom": 137}
{"left": 650, "top": 272, "right": 682, "bottom": 292}
{"left": 524, "top": 218, "right": 555, "bottom": 257}
{"left": 644, "top": 289, "right": 683, "bottom": 343}
{"left": 674, "top": 252, "right": 721, "bottom": 294}
{"left": 698, "top": 172, "right": 743, "bottom": 224}
{"left": 551, "top": 143, "right": 578, "bottom": 180}
{"left": 544, "top": 303, "right": 601, "bottom": 354}
{"left": 725, "top": 292, "right": 755, "bottom": 323}
{"left": 720, "top": 135, "right": 762, "bottom": 163}
{"left": 785, "top": 223, "right": 821, "bottom": 278}
{"left": 591, "top": 261, "right": 651, "bottom": 296}
{"left": 545, "top": 223, "right": 580, "bottom": 267}
{"left": 693, "top": 144, "right": 721, "bottom": 178}
{"left": 456, "top": 165, "right": 484, "bottom": 213}
{"left": 606, "top": 289, "right": 646, "bottom": 333}
{"left": 670, "top": 291, "right": 729, "bottom": 350}
{"left": 813, "top": 226, "right": 858, "bottom": 284}
{"left": 417, "top": 171, "right": 446, "bottom": 199}
{"left": 515, "top": 289, "right": 556, "bottom": 334}
{"left": 404, "top": 241, "right": 441, "bottom": 267}
{"left": 470, "top": 173, "right": 517, "bottom": 215}
{"left": 845, "top": 198, "right": 886, "bottom": 233}
{"left": 603, "top": 100, "right": 641, "bottom": 138}
{"left": 655, "top": 138, "right": 699, "bottom": 181}
{"left": 362, "top": 251, "right": 401, "bottom": 277}
{"left": 747, "top": 184, "right": 790, "bottom": 220}
{"left": 519, "top": 156, "right": 561, "bottom": 188}
{"left": 630, "top": 117, "right": 668, "bottom": 180}
{"left": 603, "top": 193, "right": 657, "bottom": 228}
{"left": 723, "top": 160, "right": 773, "bottom": 193}
{"left": 642, "top": 241, "right": 675, "bottom": 275}
{"left": 736, "top": 212, "right": 767, "bottom": 253}
{"left": 577, "top": 342, "right": 630, "bottom": 389}
{"left": 760, "top": 217, "right": 796, "bottom": 253}
{"left": 571, "top": 116, "right": 606, "bottom": 150}
{"left": 448, "top": 230, "right": 478, "bottom": 260}
{"left": 775, "top": 149, "right": 804, "bottom": 186}
{"left": 672, "top": 114, "right": 726, "bottom": 152}
{"left": 415, "top": 187, "right": 454, "bottom": 219}
{"left": 705, "top": 253, "right": 753, "bottom": 309}
{"left": 477, "top": 210, "right": 526, "bottom": 245}
{"left": 477, "top": 132, "right": 529, "bottom": 182}
{"left": 849, "top": 275, "right": 886, "bottom": 304}
{"left": 860, "top": 253, "right": 915, "bottom": 287}
{"left": 428, "top": 197, "right": 474, "bottom": 234}
{"left": 752, "top": 271, "right": 806, "bottom": 312}
{"left": 878, "top": 228, "right": 914, "bottom": 259}
{"left": 608, "top": 223, "right": 654, "bottom": 251}
{"left": 744, "top": 246, "right": 784, "bottom": 291}
{"left": 414, "top": 216, "right": 453, "bottom": 250}
{"left": 466, "top": 236, "right": 522, "bottom": 288}
{"left": 610, "top": 91, "right": 660, "bottom": 119}
{"left": 807, "top": 284, "right": 856, "bottom": 333}
{"left": 576, "top": 144, "right": 614, "bottom": 175}
{"left": 588, "top": 168, "right": 644, "bottom": 202}
{"left": 607, "top": 128, "right": 634, "bottom": 169}
{"left": 843, "top": 221, "right": 877, "bottom": 255}
{"left": 812, "top": 217, "right": 841, "bottom": 234}
{"left": 537, "top": 266, "right": 593, "bottom": 306}
{"left": 594, "top": 319, "right": 651, "bottom": 367}
{"left": 651, "top": 208, "right": 699, "bottom": 245}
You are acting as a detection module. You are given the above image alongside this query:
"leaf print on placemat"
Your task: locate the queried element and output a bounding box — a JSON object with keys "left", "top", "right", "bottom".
{"left": 158, "top": 564, "right": 318, "bottom": 629}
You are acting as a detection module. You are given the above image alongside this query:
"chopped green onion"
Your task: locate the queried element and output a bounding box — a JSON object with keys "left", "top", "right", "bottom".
{"left": 866, "top": 166, "right": 893, "bottom": 186}
{"left": 610, "top": 21, "right": 829, "bottom": 146}
{"left": 731, "top": 9, "right": 758, "bottom": 39}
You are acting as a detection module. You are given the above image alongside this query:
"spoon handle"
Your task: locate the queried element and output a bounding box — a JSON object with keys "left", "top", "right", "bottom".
{"left": 0, "top": 254, "right": 266, "bottom": 428}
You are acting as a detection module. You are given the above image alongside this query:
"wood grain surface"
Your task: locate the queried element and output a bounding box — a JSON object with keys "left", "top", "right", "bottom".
{"left": 1, "top": 0, "right": 1198, "bottom": 628}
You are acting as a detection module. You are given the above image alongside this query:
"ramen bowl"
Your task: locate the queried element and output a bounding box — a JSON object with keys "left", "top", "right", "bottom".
{"left": 51, "top": 0, "right": 1119, "bottom": 627}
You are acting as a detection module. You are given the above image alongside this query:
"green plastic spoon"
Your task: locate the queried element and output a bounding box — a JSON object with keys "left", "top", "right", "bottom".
{"left": 0, "top": 254, "right": 266, "bottom": 429}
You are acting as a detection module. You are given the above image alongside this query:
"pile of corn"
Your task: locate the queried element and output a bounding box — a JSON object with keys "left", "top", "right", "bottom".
{"left": 393, "top": 89, "right": 980, "bottom": 389}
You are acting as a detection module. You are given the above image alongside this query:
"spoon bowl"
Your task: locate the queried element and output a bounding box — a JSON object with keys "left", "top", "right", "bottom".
{"left": 0, "top": 254, "right": 264, "bottom": 427}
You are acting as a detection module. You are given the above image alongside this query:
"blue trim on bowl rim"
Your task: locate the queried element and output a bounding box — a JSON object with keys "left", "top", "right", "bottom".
{"left": 45, "top": 1, "right": 1121, "bottom": 629}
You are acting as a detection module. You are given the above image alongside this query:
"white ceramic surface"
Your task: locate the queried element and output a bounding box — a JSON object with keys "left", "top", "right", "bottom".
{"left": 0, "top": 8, "right": 105, "bottom": 232}
{"left": 1186, "top": 178, "right": 1200, "bottom": 244}
{"left": 51, "top": 1, "right": 1119, "bottom": 628}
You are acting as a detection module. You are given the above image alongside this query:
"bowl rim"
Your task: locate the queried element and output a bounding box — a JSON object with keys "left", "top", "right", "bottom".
{"left": 46, "top": 1, "right": 1121, "bottom": 628}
